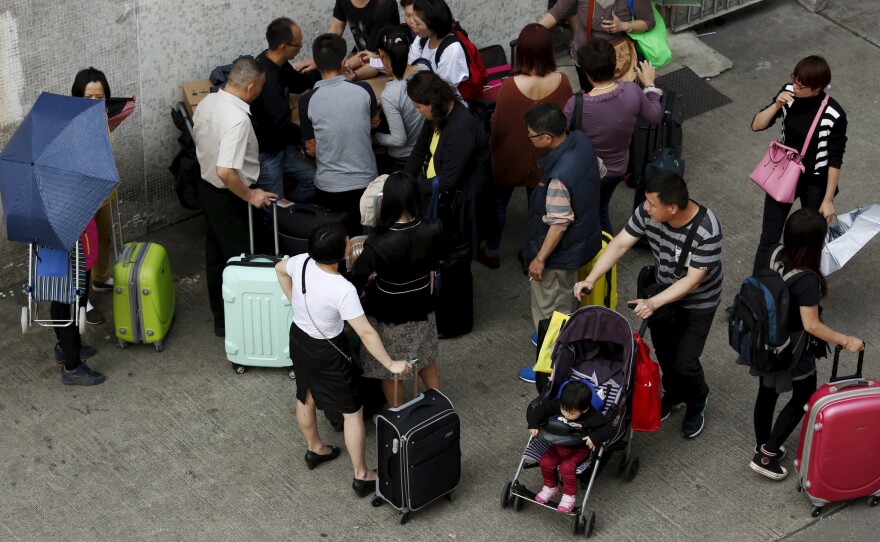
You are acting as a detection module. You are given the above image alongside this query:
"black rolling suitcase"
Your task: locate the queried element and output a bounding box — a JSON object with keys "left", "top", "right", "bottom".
{"left": 276, "top": 204, "right": 348, "bottom": 256}
{"left": 372, "top": 376, "right": 461, "bottom": 524}
{"left": 630, "top": 89, "right": 684, "bottom": 209}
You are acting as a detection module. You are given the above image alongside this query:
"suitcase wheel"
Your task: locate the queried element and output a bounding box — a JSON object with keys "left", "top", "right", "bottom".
{"left": 870, "top": 496, "right": 880, "bottom": 507}
{"left": 233, "top": 364, "right": 246, "bottom": 375}
{"left": 446, "top": 490, "right": 455, "bottom": 502}
{"left": 288, "top": 368, "right": 297, "bottom": 380}
{"left": 810, "top": 505, "right": 822, "bottom": 517}
{"left": 371, "top": 496, "right": 384, "bottom": 507}
{"left": 155, "top": 341, "right": 164, "bottom": 353}
{"left": 398, "top": 510, "right": 410, "bottom": 525}
{"left": 118, "top": 339, "right": 128, "bottom": 350}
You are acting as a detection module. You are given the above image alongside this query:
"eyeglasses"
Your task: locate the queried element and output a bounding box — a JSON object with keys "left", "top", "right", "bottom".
{"left": 527, "top": 132, "right": 550, "bottom": 140}
{"left": 790, "top": 74, "right": 806, "bottom": 89}
{"left": 288, "top": 42, "right": 303, "bottom": 49}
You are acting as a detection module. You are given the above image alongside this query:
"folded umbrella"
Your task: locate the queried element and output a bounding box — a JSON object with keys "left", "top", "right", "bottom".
{"left": 821, "top": 204, "right": 880, "bottom": 275}
{"left": 0, "top": 92, "right": 120, "bottom": 251}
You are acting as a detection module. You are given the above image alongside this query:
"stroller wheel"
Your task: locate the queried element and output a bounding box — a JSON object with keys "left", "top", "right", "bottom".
{"left": 570, "top": 512, "right": 581, "bottom": 535}
{"left": 512, "top": 493, "right": 524, "bottom": 512}
{"left": 624, "top": 457, "right": 640, "bottom": 483}
{"left": 584, "top": 510, "right": 596, "bottom": 537}
{"left": 21, "top": 306, "right": 28, "bottom": 334}
{"left": 500, "top": 482, "right": 512, "bottom": 509}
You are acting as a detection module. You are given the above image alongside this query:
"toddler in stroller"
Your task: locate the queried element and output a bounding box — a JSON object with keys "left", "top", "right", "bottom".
{"left": 501, "top": 306, "right": 639, "bottom": 537}
{"left": 527, "top": 380, "right": 615, "bottom": 513}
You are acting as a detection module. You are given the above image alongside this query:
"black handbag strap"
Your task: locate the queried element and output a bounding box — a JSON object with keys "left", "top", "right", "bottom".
{"left": 300, "top": 256, "right": 352, "bottom": 362}
{"left": 568, "top": 91, "right": 584, "bottom": 132}
{"left": 673, "top": 205, "right": 708, "bottom": 278}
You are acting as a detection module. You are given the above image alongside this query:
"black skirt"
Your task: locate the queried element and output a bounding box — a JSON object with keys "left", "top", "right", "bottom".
{"left": 289, "top": 322, "right": 363, "bottom": 414}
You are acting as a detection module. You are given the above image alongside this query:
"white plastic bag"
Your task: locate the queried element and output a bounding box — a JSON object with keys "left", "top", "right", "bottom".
{"left": 821, "top": 204, "right": 880, "bottom": 275}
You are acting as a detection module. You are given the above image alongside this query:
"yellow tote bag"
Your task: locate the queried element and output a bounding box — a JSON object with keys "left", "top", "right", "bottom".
{"left": 533, "top": 311, "right": 571, "bottom": 374}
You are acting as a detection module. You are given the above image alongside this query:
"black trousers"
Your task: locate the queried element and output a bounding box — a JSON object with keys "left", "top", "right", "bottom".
{"left": 753, "top": 180, "right": 826, "bottom": 273}
{"left": 51, "top": 270, "right": 91, "bottom": 371}
{"left": 198, "top": 182, "right": 250, "bottom": 323}
{"left": 648, "top": 305, "right": 716, "bottom": 415}
{"left": 753, "top": 373, "right": 817, "bottom": 453}
{"left": 314, "top": 187, "right": 366, "bottom": 238}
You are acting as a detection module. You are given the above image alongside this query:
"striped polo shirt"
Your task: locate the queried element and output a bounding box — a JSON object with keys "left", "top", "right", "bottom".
{"left": 625, "top": 203, "right": 723, "bottom": 310}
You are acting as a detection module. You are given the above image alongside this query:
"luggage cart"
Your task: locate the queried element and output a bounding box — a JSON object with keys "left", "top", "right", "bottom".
{"left": 22, "top": 242, "right": 87, "bottom": 335}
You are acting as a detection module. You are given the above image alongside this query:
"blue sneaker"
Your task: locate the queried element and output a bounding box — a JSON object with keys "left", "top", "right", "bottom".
{"left": 61, "top": 362, "right": 106, "bottom": 386}
{"left": 518, "top": 367, "right": 536, "bottom": 383}
{"left": 682, "top": 404, "right": 706, "bottom": 439}
{"left": 54, "top": 343, "right": 97, "bottom": 365}
{"left": 530, "top": 332, "right": 539, "bottom": 347}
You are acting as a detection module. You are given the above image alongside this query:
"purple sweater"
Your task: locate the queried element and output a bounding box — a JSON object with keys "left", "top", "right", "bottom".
{"left": 563, "top": 82, "right": 661, "bottom": 176}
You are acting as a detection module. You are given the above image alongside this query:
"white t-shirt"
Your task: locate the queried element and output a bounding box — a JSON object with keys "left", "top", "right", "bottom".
{"left": 286, "top": 254, "right": 364, "bottom": 339}
{"left": 407, "top": 37, "right": 469, "bottom": 89}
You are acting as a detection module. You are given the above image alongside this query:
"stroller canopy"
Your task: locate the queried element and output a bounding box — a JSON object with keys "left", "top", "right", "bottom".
{"left": 549, "top": 306, "right": 635, "bottom": 404}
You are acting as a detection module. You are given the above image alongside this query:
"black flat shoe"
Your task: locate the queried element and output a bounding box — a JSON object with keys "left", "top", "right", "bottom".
{"left": 352, "top": 476, "right": 376, "bottom": 498}
{"left": 304, "top": 446, "right": 341, "bottom": 470}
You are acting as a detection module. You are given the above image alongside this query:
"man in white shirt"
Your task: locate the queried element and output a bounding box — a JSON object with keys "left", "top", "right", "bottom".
{"left": 193, "top": 56, "right": 275, "bottom": 337}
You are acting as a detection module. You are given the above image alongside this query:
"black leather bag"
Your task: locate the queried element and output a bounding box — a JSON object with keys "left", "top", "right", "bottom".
{"left": 636, "top": 206, "right": 707, "bottom": 323}
{"left": 276, "top": 204, "right": 348, "bottom": 256}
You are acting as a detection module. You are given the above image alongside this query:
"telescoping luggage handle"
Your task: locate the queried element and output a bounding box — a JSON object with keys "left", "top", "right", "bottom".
{"left": 246, "top": 199, "right": 280, "bottom": 259}
{"left": 830, "top": 345, "right": 866, "bottom": 387}
{"left": 392, "top": 359, "right": 420, "bottom": 407}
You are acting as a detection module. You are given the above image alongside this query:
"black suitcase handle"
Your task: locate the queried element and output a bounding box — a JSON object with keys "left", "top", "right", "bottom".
{"left": 830, "top": 344, "right": 865, "bottom": 382}
{"left": 247, "top": 199, "right": 280, "bottom": 257}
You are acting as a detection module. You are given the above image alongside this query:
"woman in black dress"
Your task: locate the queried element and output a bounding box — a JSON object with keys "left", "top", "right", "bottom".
{"left": 353, "top": 172, "right": 442, "bottom": 405}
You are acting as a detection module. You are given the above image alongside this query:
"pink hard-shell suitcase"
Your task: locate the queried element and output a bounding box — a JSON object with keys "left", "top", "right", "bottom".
{"left": 794, "top": 346, "right": 880, "bottom": 517}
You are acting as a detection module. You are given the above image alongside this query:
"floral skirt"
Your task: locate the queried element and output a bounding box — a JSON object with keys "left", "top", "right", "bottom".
{"left": 360, "top": 313, "right": 439, "bottom": 380}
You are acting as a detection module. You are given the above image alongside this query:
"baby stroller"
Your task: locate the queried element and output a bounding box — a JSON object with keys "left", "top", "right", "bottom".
{"left": 21, "top": 242, "right": 87, "bottom": 334}
{"left": 500, "top": 306, "right": 639, "bottom": 537}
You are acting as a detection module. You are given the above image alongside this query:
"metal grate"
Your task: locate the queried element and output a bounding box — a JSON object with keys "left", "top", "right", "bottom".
{"left": 656, "top": 67, "right": 732, "bottom": 121}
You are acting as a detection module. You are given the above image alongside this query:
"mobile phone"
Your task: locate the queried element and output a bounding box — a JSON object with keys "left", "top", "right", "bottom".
{"left": 369, "top": 57, "right": 385, "bottom": 70}
{"left": 408, "top": 358, "right": 419, "bottom": 366}
{"left": 276, "top": 199, "right": 294, "bottom": 208}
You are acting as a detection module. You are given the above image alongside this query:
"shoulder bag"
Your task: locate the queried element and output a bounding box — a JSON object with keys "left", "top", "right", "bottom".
{"left": 636, "top": 205, "right": 707, "bottom": 322}
{"left": 625, "top": 1, "right": 672, "bottom": 68}
{"left": 749, "top": 95, "right": 828, "bottom": 204}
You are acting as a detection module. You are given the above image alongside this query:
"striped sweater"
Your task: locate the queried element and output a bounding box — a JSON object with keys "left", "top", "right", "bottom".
{"left": 625, "top": 203, "right": 724, "bottom": 311}
{"left": 764, "top": 86, "right": 847, "bottom": 178}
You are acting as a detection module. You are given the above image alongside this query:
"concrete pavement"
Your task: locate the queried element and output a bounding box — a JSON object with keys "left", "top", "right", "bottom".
{"left": 1, "top": 1, "right": 878, "bottom": 540}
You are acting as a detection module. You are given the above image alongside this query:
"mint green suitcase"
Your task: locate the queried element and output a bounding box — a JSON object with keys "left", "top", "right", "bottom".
{"left": 222, "top": 203, "right": 295, "bottom": 377}
{"left": 113, "top": 242, "right": 176, "bottom": 351}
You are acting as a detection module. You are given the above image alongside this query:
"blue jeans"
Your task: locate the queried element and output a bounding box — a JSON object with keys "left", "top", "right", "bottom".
{"left": 485, "top": 185, "right": 533, "bottom": 251}
{"left": 257, "top": 143, "right": 316, "bottom": 203}
{"left": 599, "top": 175, "right": 624, "bottom": 235}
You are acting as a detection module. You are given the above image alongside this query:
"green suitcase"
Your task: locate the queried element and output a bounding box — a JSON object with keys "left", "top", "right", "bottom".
{"left": 113, "top": 242, "right": 176, "bottom": 351}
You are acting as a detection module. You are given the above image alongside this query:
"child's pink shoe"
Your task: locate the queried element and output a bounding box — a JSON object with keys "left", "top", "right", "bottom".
{"left": 534, "top": 485, "right": 559, "bottom": 504}
{"left": 557, "top": 494, "right": 577, "bottom": 513}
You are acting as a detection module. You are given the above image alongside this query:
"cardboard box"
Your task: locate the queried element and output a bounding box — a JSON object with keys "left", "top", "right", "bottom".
{"left": 182, "top": 80, "right": 212, "bottom": 118}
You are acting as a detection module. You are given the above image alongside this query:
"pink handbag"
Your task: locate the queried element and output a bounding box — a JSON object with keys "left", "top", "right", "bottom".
{"left": 749, "top": 95, "right": 828, "bottom": 204}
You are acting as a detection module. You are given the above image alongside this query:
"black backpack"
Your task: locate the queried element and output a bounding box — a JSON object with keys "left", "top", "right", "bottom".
{"left": 169, "top": 103, "right": 201, "bottom": 210}
{"left": 728, "top": 246, "right": 809, "bottom": 375}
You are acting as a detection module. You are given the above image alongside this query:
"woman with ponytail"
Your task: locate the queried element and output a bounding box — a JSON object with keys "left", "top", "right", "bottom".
{"left": 373, "top": 26, "right": 425, "bottom": 171}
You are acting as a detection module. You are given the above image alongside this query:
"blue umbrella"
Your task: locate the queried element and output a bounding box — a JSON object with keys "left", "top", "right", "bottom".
{"left": 0, "top": 92, "right": 120, "bottom": 251}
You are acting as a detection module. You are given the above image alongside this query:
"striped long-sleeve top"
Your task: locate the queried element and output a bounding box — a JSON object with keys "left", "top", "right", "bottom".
{"left": 625, "top": 203, "right": 723, "bottom": 311}
{"left": 762, "top": 86, "right": 847, "bottom": 183}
